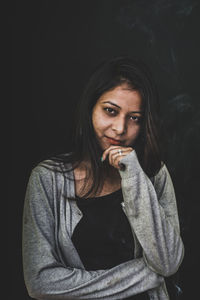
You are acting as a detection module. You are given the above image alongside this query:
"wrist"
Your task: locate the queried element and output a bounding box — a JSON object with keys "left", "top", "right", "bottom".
{"left": 118, "top": 150, "right": 142, "bottom": 179}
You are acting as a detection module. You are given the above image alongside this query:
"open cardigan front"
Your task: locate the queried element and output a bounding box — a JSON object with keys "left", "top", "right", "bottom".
{"left": 23, "top": 150, "right": 184, "bottom": 300}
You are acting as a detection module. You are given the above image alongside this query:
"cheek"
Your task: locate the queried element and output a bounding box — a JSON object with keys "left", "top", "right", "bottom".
{"left": 92, "top": 112, "right": 104, "bottom": 134}
{"left": 128, "top": 125, "right": 141, "bottom": 141}
{"left": 92, "top": 110, "right": 99, "bottom": 130}
{"left": 92, "top": 111, "right": 109, "bottom": 133}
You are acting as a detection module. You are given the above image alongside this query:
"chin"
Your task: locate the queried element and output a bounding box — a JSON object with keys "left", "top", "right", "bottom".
{"left": 96, "top": 140, "right": 107, "bottom": 152}
{"left": 101, "top": 144, "right": 109, "bottom": 151}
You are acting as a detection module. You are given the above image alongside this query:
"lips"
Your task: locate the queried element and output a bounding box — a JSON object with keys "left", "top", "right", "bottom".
{"left": 105, "top": 136, "right": 123, "bottom": 145}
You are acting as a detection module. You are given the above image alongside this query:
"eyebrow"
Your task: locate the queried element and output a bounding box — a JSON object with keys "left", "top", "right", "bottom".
{"left": 102, "top": 101, "right": 143, "bottom": 114}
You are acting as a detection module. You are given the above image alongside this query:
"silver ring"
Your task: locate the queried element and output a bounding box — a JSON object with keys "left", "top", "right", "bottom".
{"left": 118, "top": 149, "right": 122, "bottom": 156}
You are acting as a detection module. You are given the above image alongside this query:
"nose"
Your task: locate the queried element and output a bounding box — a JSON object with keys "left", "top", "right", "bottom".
{"left": 112, "top": 115, "right": 127, "bottom": 135}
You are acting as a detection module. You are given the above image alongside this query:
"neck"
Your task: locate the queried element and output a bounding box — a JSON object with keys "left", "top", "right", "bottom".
{"left": 74, "top": 159, "right": 121, "bottom": 198}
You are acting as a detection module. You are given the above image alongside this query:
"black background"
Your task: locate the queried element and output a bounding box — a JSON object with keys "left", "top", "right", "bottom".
{"left": 11, "top": 1, "right": 200, "bottom": 299}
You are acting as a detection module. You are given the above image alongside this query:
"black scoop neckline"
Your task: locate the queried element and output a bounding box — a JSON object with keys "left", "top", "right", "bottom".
{"left": 76, "top": 188, "right": 122, "bottom": 201}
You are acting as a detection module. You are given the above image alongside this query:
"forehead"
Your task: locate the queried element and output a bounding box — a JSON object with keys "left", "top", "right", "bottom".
{"left": 98, "top": 85, "right": 143, "bottom": 109}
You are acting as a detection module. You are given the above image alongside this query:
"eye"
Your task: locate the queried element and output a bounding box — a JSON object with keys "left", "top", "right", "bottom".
{"left": 129, "top": 115, "right": 141, "bottom": 123}
{"left": 104, "top": 107, "right": 117, "bottom": 115}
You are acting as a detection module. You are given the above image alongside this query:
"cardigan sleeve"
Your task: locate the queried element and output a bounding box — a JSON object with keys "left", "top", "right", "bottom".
{"left": 22, "top": 165, "right": 164, "bottom": 300}
{"left": 119, "top": 150, "right": 184, "bottom": 277}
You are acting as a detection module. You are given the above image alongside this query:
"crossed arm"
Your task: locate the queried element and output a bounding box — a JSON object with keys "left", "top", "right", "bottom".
{"left": 22, "top": 151, "right": 184, "bottom": 299}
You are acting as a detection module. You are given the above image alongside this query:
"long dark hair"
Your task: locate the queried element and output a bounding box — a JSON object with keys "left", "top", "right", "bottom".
{"left": 47, "top": 56, "right": 162, "bottom": 197}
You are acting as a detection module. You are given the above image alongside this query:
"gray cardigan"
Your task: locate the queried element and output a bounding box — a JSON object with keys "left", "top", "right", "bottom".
{"left": 22, "top": 150, "right": 184, "bottom": 300}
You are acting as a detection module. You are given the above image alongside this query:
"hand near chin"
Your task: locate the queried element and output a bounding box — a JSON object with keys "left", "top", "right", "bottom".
{"left": 101, "top": 146, "right": 133, "bottom": 170}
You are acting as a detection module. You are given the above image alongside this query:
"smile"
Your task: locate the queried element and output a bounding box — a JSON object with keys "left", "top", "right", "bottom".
{"left": 105, "top": 136, "right": 124, "bottom": 145}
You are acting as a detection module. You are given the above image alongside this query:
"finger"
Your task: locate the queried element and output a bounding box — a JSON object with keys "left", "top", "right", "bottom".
{"left": 101, "top": 146, "right": 134, "bottom": 165}
{"left": 103, "top": 146, "right": 133, "bottom": 161}
{"left": 107, "top": 147, "right": 125, "bottom": 165}
{"left": 108, "top": 149, "right": 123, "bottom": 165}
{"left": 108, "top": 148, "right": 133, "bottom": 169}
{"left": 101, "top": 146, "right": 122, "bottom": 162}
{"left": 112, "top": 154, "right": 126, "bottom": 169}
{"left": 103, "top": 146, "right": 133, "bottom": 163}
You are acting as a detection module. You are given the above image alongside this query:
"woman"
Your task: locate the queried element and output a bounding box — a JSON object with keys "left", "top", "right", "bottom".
{"left": 22, "top": 56, "right": 184, "bottom": 299}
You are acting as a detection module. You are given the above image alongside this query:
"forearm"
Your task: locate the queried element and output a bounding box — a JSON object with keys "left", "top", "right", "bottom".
{"left": 119, "top": 151, "right": 184, "bottom": 276}
{"left": 23, "top": 256, "right": 163, "bottom": 300}
{"left": 23, "top": 167, "right": 163, "bottom": 300}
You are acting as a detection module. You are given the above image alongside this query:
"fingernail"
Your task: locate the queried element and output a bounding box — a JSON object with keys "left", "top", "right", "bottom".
{"left": 119, "top": 163, "right": 125, "bottom": 171}
{"left": 101, "top": 156, "right": 104, "bottom": 162}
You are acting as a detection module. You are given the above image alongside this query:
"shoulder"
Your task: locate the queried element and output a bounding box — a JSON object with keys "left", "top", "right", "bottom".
{"left": 26, "top": 154, "right": 75, "bottom": 200}
{"left": 30, "top": 153, "right": 73, "bottom": 181}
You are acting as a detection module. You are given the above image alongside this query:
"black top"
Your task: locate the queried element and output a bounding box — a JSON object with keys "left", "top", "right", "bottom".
{"left": 72, "top": 189, "right": 148, "bottom": 300}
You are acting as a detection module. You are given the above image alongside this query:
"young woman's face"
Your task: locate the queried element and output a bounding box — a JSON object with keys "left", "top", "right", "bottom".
{"left": 92, "top": 84, "right": 143, "bottom": 151}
